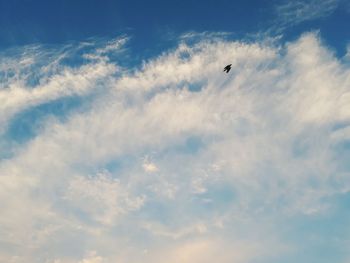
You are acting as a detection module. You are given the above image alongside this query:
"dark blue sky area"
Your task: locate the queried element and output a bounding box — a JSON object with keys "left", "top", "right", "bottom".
{"left": 0, "top": 0, "right": 349, "bottom": 56}
{"left": 0, "top": 0, "right": 268, "bottom": 48}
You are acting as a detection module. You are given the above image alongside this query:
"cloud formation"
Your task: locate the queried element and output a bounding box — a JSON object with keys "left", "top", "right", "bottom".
{"left": 273, "top": 0, "right": 340, "bottom": 32}
{"left": 0, "top": 32, "right": 350, "bottom": 262}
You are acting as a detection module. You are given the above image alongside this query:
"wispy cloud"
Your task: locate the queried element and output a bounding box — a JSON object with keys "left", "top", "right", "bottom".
{"left": 272, "top": 0, "right": 340, "bottom": 32}
{"left": 0, "top": 32, "right": 350, "bottom": 262}
{"left": 0, "top": 37, "right": 128, "bottom": 133}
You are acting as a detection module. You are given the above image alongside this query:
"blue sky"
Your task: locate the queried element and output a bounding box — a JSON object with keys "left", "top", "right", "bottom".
{"left": 0, "top": 1, "right": 350, "bottom": 263}
{"left": 1, "top": 0, "right": 349, "bottom": 56}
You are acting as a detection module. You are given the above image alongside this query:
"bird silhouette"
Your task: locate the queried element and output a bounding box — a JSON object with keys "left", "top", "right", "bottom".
{"left": 223, "top": 64, "right": 232, "bottom": 73}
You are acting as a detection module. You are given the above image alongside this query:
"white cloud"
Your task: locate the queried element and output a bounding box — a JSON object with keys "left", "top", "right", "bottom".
{"left": 0, "top": 38, "right": 126, "bottom": 132}
{"left": 142, "top": 157, "right": 159, "bottom": 173}
{"left": 78, "top": 251, "right": 106, "bottom": 263}
{"left": 0, "top": 61, "right": 115, "bottom": 123}
{"left": 136, "top": 234, "right": 290, "bottom": 263}
{"left": 64, "top": 171, "right": 145, "bottom": 225}
{"left": 273, "top": 0, "right": 340, "bottom": 31}
{"left": 346, "top": 44, "right": 350, "bottom": 61}
{"left": 145, "top": 239, "right": 266, "bottom": 263}
{"left": 0, "top": 32, "right": 349, "bottom": 262}
{"left": 141, "top": 221, "right": 208, "bottom": 240}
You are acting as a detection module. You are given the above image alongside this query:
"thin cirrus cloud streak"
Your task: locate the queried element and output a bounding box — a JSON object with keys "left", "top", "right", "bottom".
{"left": 0, "top": 32, "right": 350, "bottom": 262}
{"left": 270, "top": 0, "right": 340, "bottom": 33}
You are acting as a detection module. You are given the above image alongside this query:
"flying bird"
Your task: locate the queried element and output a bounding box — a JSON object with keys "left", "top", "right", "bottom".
{"left": 223, "top": 64, "right": 232, "bottom": 73}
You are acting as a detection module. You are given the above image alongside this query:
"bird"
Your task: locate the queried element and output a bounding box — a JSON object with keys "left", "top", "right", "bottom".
{"left": 223, "top": 64, "right": 232, "bottom": 73}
